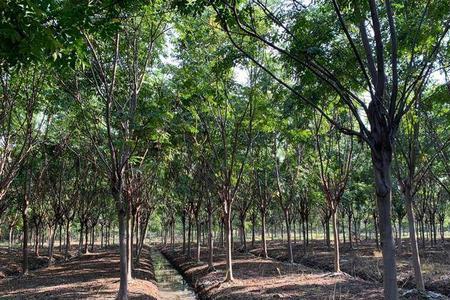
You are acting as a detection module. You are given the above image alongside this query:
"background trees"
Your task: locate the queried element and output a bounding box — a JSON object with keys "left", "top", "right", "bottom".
{"left": 1, "top": 1, "right": 450, "bottom": 299}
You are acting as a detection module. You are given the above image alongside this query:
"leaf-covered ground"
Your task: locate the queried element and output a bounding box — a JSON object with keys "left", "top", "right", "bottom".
{"left": 0, "top": 247, "right": 158, "bottom": 299}
{"left": 251, "top": 239, "right": 450, "bottom": 297}
{"left": 161, "top": 245, "right": 384, "bottom": 300}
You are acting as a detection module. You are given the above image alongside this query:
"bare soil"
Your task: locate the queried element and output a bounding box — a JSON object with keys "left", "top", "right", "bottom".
{"left": 161, "top": 245, "right": 384, "bottom": 300}
{"left": 249, "top": 239, "right": 450, "bottom": 297}
{"left": 0, "top": 246, "right": 158, "bottom": 299}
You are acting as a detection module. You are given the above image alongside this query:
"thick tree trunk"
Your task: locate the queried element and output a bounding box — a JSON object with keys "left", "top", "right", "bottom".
{"left": 117, "top": 209, "right": 128, "bottom": 300}
{"left": 372, "top": 152, "right": 398, "bottom": 300}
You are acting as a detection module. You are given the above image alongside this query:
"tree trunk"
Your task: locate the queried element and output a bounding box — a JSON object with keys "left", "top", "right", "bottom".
{"left": 207, "top": 209, "right": 215, "bottom": 271}
{"left": 187, "top": 215, "right": 192, "bottom": 258}
{"left": 332, "top": 209, "right": 340, "bottom": 272}
{"left": 48, "top": 225, "right": 57, "bottom": 265}
{"left": 196, "top": 215, "right": 201, "bottom": 263}
{"left": 59, "top": 223, "right": 63, "bottom": 253}
{"left": 372, "top": 153, "right": 398, "bottom": 300}
{"left": 251, "top": 212, "right": 256, "bottom": 248}
{"left": 78, "top": 222, "right": 83, "bottom": 254}
{"left": 127, "top": 211, "right": 132, "bottom": 280}
{"left": 261, "top": 210, "right": 268, "bottom": 258}
{"left": 224, "top": 207, "right": 234, "bottom": 282}
{"left": 348, "top": 214, "right": 353, "bottom": 249}
{"left": 405, "top": 194, "right": 424, "bottom": 290}
{"left": 117, "top": 208, "right": 128, "bottom": 300}
{"left": 22, "top": 196, "right": 29, "bottom": 275}
{"left": 65, "top": 220, "right": 71, "bottom": 261}
{"left": 284, "top": 210, "right": 293, "bottom": 264}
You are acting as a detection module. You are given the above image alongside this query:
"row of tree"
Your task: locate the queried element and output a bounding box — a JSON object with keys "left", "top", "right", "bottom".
{"left": 1, "top": 1, "right": 450, "bottom": 299}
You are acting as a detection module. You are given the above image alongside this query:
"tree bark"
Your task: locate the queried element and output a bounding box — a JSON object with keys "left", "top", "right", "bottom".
{"left": 332, "top": 209, "right": 340, "bottom": 272}
{"left": 224, "top": 207, "right": 234, "bottom": 282}
{"left": 261, "top": 210, "right": 268, "bottom": 258}
{"left": 405, "top": 193, "right": 425, "bottom": 290}
{"left": 117, "top": 208, "right": 128, "bottom": 300}
{"left": 65, "top": 220, "right": 71, "bottom": 261}
{"left": 372, "top": 152, "right": 398, "bottom": 300}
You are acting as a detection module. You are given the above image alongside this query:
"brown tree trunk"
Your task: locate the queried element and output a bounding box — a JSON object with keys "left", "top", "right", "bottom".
{"left": 284, "top": 209, "right": 293, "bottom": 264}
{"left": 405, "top": 193, "right": 424, "bottom": 291}
{"left": 117, "top": 208, "right": 128, "bottom": 300}
{"left": 196, "top": 215, "right": 201, "bottom": 263}
{"left": 224, "top": 206, "right": 234, "bottom": 282}
{"left": 261, "top": 210, "right": 268, "bottom": 258}
{"left": 372, "top": 152, "right": 398, "bottom": 300}
{"left": 332, "top": 209, "right": 340, "bottom": 272}
{"left": 22, "top": 195, "right": 29, "bottom": 275}
{"left": 207, "top": 210, "right": 215, "bottom": 271}
{"left": 65, "top": 220, "right": 70, "bottom": 261}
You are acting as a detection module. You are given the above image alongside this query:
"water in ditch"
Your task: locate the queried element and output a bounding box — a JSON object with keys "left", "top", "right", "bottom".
{"left": 151, "top": 249, "right": 198, "bottom": 300}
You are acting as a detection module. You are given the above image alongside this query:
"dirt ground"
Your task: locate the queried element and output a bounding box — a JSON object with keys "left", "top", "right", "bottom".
{"left": 249, "top": 239, "right": 450, "bottom": 297}
{"left": 161, "top": 245, "right": 385, "bottom": 300}
{"left": 0, "top": 247, "right": 158, "bottom": 299}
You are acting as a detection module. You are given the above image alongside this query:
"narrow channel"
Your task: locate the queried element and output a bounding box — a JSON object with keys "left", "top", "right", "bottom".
{"left": 151, "top": 249, "right": 198, "bottom": 300}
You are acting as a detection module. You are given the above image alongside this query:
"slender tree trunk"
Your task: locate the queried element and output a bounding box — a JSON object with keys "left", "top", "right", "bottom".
{"left": 8, "top": 226, "right": 13, "bottom": 251}
{"left": 284, "top": 210, "right": 293, "bottom": 264}
{"left": 332, "top": 209, "right": 340, "bottom": 272}
{"left": 261, "top": 210, "right": 268, "bottom": 258}
{"left": 404, "top": 193, "right": 424, "bottom": 290}
{"left": 325, "top": 218, "right": 331, "bottom": 249}
{"left": 196, "top": 215, "right": 201, "bottom": 263}
{"left": 136, "top": 215, "right": 149, "bottom": 264}
{"left": 207, "top": 209, "right": 215, "bottom": 271}
{"left": 182, "top": 212, "right": 186, "bottom": 254}
{"left": 187, "top": 215, "right": 192, "bottom": 258}
{"left": 348, "top": 214, "right": 353, "bottom": 249}
{"left": 224, "top": 206, "right": 234, "bottom": 282}
{"left": 374, "top": 213, "right": 379, "bottom": 250}
{"left": 22, "top": 196, "right": 29, "bottom": 275}
{"left": 84, "top": 225, "right": 89, "bottom": 254}
{"left": 48, "top": 225, "right": 57, "bottom": 265}
{"left": 251, "top": 212, "right": 256, "bottom": 248}
{"left": 57, "top": 224, "right": 62, "bottom": 253}
{"left": 65, "top": 220, "right": 71, "bottom": 261}
{"left": 127, "top": 211, "right": 132, "bottom": 280}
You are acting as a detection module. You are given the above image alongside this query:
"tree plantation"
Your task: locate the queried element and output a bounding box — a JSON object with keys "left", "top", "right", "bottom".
{"left": 1, "top": 0, "right": 450, "bottom": 299}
